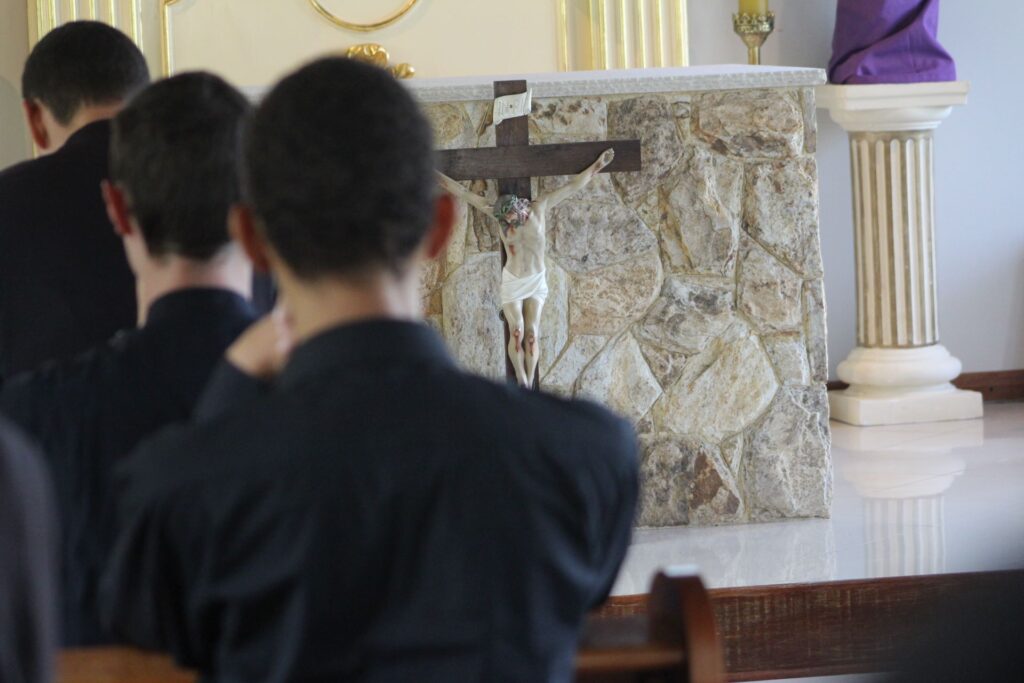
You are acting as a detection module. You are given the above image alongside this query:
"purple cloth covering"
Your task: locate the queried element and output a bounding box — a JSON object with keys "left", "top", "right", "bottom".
{"left": 829, "top": 0, "right": 956, "bottom": 84}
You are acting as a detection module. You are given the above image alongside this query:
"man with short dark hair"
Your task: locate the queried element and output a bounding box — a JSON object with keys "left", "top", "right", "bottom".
{"left": 0, "top": 417, "right": 58, "bottom": 683}
{"left": 0, "top": 21, "right": 149, "bottom": 377}
{"left": 102, "top": 58, "right": 638, "bottom": 683}
{"left": 1, "top": 71, "right": 256, "bottom": 646}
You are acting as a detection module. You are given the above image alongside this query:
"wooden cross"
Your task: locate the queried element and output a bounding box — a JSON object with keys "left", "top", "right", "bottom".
{"left": 436, "top": 79, "right": 642, "bottom": 385}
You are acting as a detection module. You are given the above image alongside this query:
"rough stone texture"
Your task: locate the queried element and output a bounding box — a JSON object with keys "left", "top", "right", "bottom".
{"left": 643, "top": 147, "right": 744, "bottom": 276}
{"left": 721, "top": 434, "right": 744, "bottom": 475}
{"left": 570, "top": 250, "right": 663, "bottom": 335}
{"left": 738, "top": 238, "right": 804, "bottom": 333}
{"left": 423, "top": 103, "right": 477, "bottom": 151}
{"left": 538, "top": 261, "right": 569, "bottom": 379}
{"left": 441, "top": 253, "right": 504, "bottom": 380}
{"left": 742, "top": 386, "right": 832, "bottom": 520}
{"left": 531, "top": 97, "right": 608, "bottom": 140}
{"left": 764, "top": 333, "right": 811, "bottom": 386}
{"left": 637, "top": 340, "right": 686, "bottom": 392}
{"left": 608, "top": 95, "right": 684, "bottom": 205}
{"left": 426, "top": 87, "right": 828, "bottom": 528}
{"left": 578, "top": 333, "right": 662, "bottom": 423}
{"left": 638, "top": 435, "right": 744, "bottom": 527}
{"left": 549, "top": 202, "right": 656, "bottom": 273}
{"left": 744, "top": 157, "right": 824, "bottom": 278}
{"left": 695, "top": 89, "right": 804, "bottom": 159}
{"left": 543, "top": 335, "right": 609, "bottom": 397}
{"left": 635, "top": 278, "right": 734, "bottom": 355}
{"left": 653, "top": 330, "right": 779, "bottom": 443}
{"left": 804, "top": 279, "right": 829, "bottom": 383}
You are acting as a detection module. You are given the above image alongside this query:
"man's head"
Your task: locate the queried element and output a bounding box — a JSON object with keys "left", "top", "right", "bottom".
{"left": 21, "top": 21, "right": 149, "bottom": 152}
{"left": 103, "top": 72, "right": 250, "bottom": 270}
{"left": 235, "top": 57, "right": 453, "bottom": 289}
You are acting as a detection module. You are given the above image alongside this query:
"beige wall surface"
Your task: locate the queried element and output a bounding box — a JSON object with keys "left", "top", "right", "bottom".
{"left": 169, "top": 0, "right": 560, "bottom": 85}
{"left": 0, "top": 0, "right": 30, "bottom": 168}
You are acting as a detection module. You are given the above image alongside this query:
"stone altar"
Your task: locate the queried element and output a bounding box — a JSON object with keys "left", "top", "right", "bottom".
{"left": 407, "top": 65, "right": 831, "bottom": 526}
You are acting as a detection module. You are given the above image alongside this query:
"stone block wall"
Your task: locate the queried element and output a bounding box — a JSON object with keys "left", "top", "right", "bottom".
{"left": 421, "top": 87, "right": 831, "bottom": 527}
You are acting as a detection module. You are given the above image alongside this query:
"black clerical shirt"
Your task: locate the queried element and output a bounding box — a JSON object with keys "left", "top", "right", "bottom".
{"left": 0, "top": 288, "right": 256, "bottom": 646}
{"left": 103, "top": 320, "right": 639, "bottom": 683}
{"left": 0, "top": 120, "right": 136, "bottom": 378}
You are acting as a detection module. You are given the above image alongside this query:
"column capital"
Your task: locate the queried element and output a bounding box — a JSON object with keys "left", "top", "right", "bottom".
{"left": 817, "top": 81, "right": 969, "bottom": 132}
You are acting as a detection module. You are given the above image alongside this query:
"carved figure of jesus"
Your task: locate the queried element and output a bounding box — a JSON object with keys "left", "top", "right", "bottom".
{"left": 438, "top": 148, "right": 615, "bottom": 387}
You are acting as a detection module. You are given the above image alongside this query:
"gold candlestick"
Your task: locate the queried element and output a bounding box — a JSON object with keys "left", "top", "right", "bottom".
{"left": 733, "top": 12, "right": 775, "bottom": 65}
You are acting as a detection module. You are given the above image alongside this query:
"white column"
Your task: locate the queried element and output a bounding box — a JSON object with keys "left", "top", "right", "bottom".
{"left": 818, "top": 82, "right": 983, "bottom": 426}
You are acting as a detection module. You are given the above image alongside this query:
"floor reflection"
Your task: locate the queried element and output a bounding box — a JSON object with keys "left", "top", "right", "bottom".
{"left": 835, "top": 420, "right": 980, "bottom": 577}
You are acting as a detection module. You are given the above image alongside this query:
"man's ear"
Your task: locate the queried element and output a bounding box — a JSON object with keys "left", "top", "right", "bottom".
{"left": 229, "top": 204, "right": 272, "bottom": 273}
{"left": 22, "top": 100, "right": 49, "bottom": 150}
{"left": 101, "top": 180, "right": 134, "bottom": 238}
{"left": 424, "top": 192, "right": 457, "bottom": 260}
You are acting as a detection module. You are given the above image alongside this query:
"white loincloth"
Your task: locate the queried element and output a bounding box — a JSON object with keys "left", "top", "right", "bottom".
{"left": 501, "top": 268, "right": 549, "bottom": 306}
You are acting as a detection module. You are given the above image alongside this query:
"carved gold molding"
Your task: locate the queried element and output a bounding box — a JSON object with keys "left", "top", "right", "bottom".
{"left": 161, "top": 0, "right": 184, "bottom": 76}
{"left": 557, "top": 0, "right": 689, "bottom": 71}
{"left": 27, "top": 0, "right": 144, "bottom": 50}
{"left": 345, "top": 43, "right": 415, "bottom": 79}
{"left": 309, "top": 0, "right": 420, "bottom": 33}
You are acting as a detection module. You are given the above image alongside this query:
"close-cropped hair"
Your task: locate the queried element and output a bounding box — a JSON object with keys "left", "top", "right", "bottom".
{"left": 21, "top": 21, "right": 149, "bottom": 126}
{"left": 109, "top": 72, "right": 250, "bottom": 261}
{"left": 244, "top": 57, "right": 437, "bottom": 279}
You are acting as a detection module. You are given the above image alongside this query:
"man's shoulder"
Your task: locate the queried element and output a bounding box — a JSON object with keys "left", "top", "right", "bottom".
{"left": 0, "top": 329, "right": 142, "bottom": 404}
{"left": 0, "top": 154, "right": 50, "bottom": 198}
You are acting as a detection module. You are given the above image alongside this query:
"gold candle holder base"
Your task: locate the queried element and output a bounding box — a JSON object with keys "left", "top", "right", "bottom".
{"left": 733, "top": 12, "right": 775, "bottom": 65}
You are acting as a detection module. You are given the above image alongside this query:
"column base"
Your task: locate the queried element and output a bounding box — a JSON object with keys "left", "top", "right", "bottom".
{"left": 829, "top": 384, "right": 982, "bottom": 426}
{"left": 831, "top": 344, "right": 983, "bottom": 426}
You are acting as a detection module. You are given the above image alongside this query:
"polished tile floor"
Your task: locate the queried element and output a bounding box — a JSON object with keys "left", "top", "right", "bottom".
{"left": 612, "top": 402, "right": 1024, "bottom": 596}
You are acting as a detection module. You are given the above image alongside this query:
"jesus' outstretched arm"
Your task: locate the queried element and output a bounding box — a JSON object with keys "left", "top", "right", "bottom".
{"left": 535, "top": 148, "right": 615, "bottom": 210}
{"left": 436, "top": 172, "right": 493, "bottom": 215}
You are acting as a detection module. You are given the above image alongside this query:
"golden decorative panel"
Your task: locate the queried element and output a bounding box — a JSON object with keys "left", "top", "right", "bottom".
{"left": 309, "top": 0, "right": 421, "bottom": 33}
{"left": 344, "top": 43, "right": 415, "bottom": 79}
{"left": 558, "top": 0, "right": 689, "bottom": 71}
{"left": 28, "top": 0, "right": 144, "bottom": 49}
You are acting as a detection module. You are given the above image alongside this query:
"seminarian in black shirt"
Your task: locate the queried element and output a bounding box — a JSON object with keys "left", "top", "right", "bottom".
{"left": 0, "top": 417, "right": 58, "bottom": 683}
{"left": 1, "top": 73, "right": 256, "bottom": 646}
{"left": 102, "top": 58, "right": 639, "bottom": 683}
{"left": 0, "top": 22, "right": 149, "bottom": 378}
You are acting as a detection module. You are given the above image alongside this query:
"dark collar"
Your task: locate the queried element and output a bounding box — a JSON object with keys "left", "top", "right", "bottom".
{"left": 281, "top": 319, "right": 454, "bottom": 389}
{"left": 145, "top": 288, "right": 254, "bottom": 329}
{"left": 60, "top": 119, "right": 111, "bottom": 155}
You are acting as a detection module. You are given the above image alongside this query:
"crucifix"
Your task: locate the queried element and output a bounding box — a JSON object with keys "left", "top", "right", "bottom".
{"left": 436, "top": 79, "right": 642, "bottom": 388}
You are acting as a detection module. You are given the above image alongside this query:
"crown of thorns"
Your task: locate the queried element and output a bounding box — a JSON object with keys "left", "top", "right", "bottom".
{"left": 494, "top": 195, "right": 531, "bottom": 223}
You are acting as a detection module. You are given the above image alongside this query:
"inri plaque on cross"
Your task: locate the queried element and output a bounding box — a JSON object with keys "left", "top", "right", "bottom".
{"left": 436, "top": 79, "right": 642, "bottom": 388}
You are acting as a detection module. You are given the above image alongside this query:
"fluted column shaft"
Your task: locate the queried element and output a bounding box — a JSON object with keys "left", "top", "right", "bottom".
{"left": 850, "top": 131, "right": 938, "bottom": 349}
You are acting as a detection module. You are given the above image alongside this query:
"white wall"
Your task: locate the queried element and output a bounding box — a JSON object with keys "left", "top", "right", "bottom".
{"left": 686, "top": 0, "right": 1024, "bottom": 376}
{"left": 0, "top": 0, "right": 30, "bottom": 169}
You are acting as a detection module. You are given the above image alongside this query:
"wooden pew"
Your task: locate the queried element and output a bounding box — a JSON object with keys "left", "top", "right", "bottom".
{"left": 598, "top": 569, "right": 1024, "bottom": 681}
{"left": 57, "top": 647, "right": 193, "bottom": 683}
{"left": 576, "top": 568, "right": 726, "bottom": 683}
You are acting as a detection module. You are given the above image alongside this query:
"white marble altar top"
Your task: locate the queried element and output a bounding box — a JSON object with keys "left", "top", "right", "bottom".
{"left": 404, "top": 64, "right": 826, "bottom": 102}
